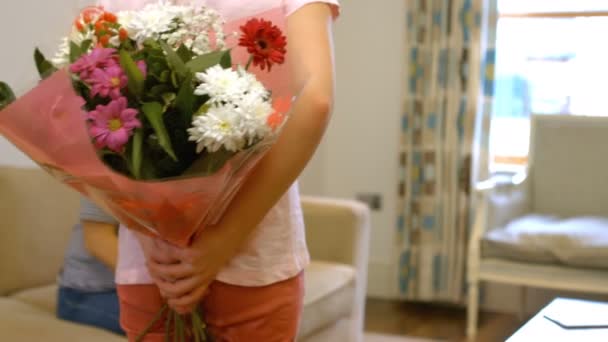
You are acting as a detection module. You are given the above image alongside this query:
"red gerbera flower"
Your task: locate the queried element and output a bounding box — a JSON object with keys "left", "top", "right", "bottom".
{"left": 239, "top": 18, "right": 287, "bottom": 71}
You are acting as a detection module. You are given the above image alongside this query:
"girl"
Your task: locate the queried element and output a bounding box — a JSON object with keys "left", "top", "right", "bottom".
{"left": 99, "top": 1, "right": 339, "bottom": 340}
{"left": 56, "top": 197, "right": 124, "bottom": 335}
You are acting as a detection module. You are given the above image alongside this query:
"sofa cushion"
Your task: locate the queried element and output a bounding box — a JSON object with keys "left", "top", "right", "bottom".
{"left": 0, "top": 167, "right": 79, "bottom": 295}
{"left": 11, "top": 284, "right": 58, "bottom": 314}
{"left": 10, "top": 262, "right": 356, "bottom": 340}
{"left": 298, "top": 261, "right": 356, "bottom": 338}
{"left": 0, "top": 298, "right": 124, "bottom": 342}
{"left": 482, "top": 215, "right": 608, "bottom": 270}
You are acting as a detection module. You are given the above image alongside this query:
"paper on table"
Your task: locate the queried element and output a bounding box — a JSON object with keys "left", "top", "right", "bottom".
{"left": 543, "top": 298, "right": 608, "bottom": 329}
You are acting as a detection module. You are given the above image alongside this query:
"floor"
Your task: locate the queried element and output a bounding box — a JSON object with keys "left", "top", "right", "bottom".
{"left": 364, "top": 299, "right": 525, "bottom": 342}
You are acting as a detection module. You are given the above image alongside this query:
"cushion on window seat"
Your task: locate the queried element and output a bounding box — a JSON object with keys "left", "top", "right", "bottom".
{"left": 482, "top": 215, "right": 608, "bottom": 270}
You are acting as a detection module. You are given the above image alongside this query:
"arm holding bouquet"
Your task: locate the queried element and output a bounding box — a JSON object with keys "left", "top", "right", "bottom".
{"left": 83, "top": 219, "right": 119, "bottom": 269}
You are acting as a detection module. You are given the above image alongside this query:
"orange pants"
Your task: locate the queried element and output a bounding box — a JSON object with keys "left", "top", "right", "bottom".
{"left": 117, "top": 273, "right": 304, "bottom": 342}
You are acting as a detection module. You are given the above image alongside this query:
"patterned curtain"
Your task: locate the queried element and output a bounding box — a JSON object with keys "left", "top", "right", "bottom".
{"left": 396, "top": 0, "right": 497, "bottom": 302}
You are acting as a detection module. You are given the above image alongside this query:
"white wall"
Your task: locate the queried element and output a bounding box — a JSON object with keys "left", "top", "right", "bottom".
{"left": 0, "top": 0, "right": 93, "bottom": 167}
{"left": 1, "top": 0, "right": 406, "bottom": 298}
{"left": 5, "top": 0, "right": 589, "bottom": 311}
{"left": 299, "top": 0, "right": 406, "bottom": 298}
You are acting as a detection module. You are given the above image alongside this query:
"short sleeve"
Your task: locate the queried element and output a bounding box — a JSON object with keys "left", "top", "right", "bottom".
{"left": 80, "top": 197, "right": 118, "bottom": 225}
{"left": 96, "top": 0, "right": 152, "bottom": 12}
{"left": 284, "top": 0, "right": 340, "bottom": 19}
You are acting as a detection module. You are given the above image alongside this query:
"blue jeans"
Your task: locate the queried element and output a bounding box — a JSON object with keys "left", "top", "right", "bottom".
{"left": 56, "top": 286, "right": 124, "bottom": 335}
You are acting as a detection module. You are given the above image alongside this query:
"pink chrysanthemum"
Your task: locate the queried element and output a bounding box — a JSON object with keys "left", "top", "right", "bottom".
{"left": 69, "top": 47, "right": 117, "bottom": 80}
{"left": 89, "top": 65, "right": 128, "bottom": 99}
{"left": 88, "top": 97, "right": 141, "bottom": 152}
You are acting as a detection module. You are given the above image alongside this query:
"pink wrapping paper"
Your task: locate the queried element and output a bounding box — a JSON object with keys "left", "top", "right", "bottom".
{"left": 0, "top": 7, "right": 292, "bottom": 247}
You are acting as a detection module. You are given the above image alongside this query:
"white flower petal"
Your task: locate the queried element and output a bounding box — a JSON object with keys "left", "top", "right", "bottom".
{"left": 190, "top": 63, "right": 275, "bottom": 153}
{"left": 188, "top": 105, "right": 247, "bottom": 153}
{"left": 118, "top": 2, "right": 225, "bottom": 54}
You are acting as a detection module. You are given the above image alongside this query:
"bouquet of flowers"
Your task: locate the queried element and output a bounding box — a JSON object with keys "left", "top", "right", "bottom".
{"left": 0, "top": 2, "right": 293, "bottom": 340}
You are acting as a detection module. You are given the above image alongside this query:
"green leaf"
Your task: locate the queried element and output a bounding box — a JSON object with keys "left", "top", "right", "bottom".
{"left": 0, "top": 82, "right": 16, "bottom": 110}
{"left": 220, "top": 50, "right": 232, "bottom": 68}
{"left": 174, "top": 74, "right": 195, "bottom": 126}
{"left": 162, "top": 92, "right": 176, "bottom": 105}
{"left": 122, "top": 39, "right": 136, "bottom": 51}
{"left": 149, "top": 84, "right": 172, "bottom": 98}
{"left": 80, "top": 39, "right": 93, "bottom": 53}
{"left": 148, "top": 58, "right": 169, "bottom": 73}
{"left": 34, "top": 48, "right": 57, "bottom": 79}
{"left": 143, "top": 39, "right": 161, "bottom": 50}
{"left": 142, "top": 102, "right": 177, "bottom": 161}
{"left": 146, "top": 48, "right": 166, "bottom": 60}
{"left": 160, "top": 41, "right": 188, "bottom": 78}
{"left": 120, "top": 50, "right": 145, "bottom": 97}
{"left": 140, "top": 154, "right": 157, "bottom": 180}
{"left": 160, "top": 70, "right": 171, "bottom": 83}
{"left": 185, "top": 50, "right": 226, "bottom": 73}
{"left": 148, "top": 68, "right": 170, "bottom": 84}
{"left": 176, "top": 44, "right": 194, "bottom": 62}
{"left": 161, "top": 92, "right": 176, "bottom": 112}
{"left": 194, "top": 102, "right": 211, "bottom": 117}
{"left": 69, "top": 41, "right": 83, "bottom": 63}
{"left": 171, "top": 71, "right": 179, "bottom": 88}
{"left": 130, "top": 129, "right": 144, "bottom": 179}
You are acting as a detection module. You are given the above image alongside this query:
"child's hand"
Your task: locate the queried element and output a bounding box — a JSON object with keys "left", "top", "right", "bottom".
{"left": 134, "top": 231, "right": 182, "bottom": 297}
{"left": 146, "top": 225, "right": 245, "bottom": 314}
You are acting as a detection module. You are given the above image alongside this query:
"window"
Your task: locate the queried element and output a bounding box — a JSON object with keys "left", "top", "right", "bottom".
{"left": 490, "top": 0, "right": 608, "bottom": 172}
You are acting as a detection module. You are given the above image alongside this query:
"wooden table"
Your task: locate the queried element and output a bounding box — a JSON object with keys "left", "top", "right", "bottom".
{"left": 508, "top": 298, "right": 608, "bottom": 341}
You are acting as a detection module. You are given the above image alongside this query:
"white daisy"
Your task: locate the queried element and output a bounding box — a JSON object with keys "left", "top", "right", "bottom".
{"left": 191, "top": 66, "right": 275, "bottom": 153}
{"left": 119, "top": 2, "right": 180, "bottom": 44}
{"left": 117, "top": 10, "right": 136, "bottom": 38}
{"left": 51, "top": 38, "right": 71, "bottom": 67}
{"left": 188, "top": 104, "right": 246, "bottom": 153}
{"left": 236, "top": 93, "right": 273, "bottom": 143}
{"left": 194, "top": 66, "right": 247, "bottom": 104}
{"left": 51, "top": 30, "right": 95, "bottom": 68}
{"left": 237, "top": 67, "right": 269, "bottom": 98}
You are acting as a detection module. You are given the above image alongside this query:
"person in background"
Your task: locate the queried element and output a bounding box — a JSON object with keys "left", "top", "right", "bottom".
{"left": 56, "top": 197, "right": 124, "bottom": 335}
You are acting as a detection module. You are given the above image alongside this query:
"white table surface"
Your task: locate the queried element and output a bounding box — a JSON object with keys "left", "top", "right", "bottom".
{"left": 507, "top": 298, "right": 608, "bottom": 342}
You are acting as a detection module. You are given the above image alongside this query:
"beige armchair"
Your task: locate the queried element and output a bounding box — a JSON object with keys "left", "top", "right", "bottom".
{"left": 300, "top": 196, "right": 370, "bottom": 342}
{"left": 466, "top": 115, "right": 608, "bottom": 338}
{"left": 0, "top": 167, "right": 371, "bottom": 341}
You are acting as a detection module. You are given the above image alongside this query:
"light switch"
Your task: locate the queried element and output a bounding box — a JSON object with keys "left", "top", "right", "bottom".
{"left": 356, "top": 193, "right": 382, "bottom": 211}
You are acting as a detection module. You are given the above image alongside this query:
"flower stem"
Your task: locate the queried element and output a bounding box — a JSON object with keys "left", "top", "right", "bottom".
{"left": 192, "top": 313, "right": 201, "bottom": 342}
{"left": 175, "top": 312, "right": 185, "bottom": 342}
{"left": 245, "top": 55, "right": 254, "bottom": 71}
{"left": 164, "top": 308, "right": 173, "bottom": 342}
{"left": 135, "top": 304, "right": 168, "bottom": 342}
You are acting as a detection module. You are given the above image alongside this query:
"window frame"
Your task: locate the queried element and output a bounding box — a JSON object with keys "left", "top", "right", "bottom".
{"left": 490, "top": 9, "right": 608, "bottom": 171}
